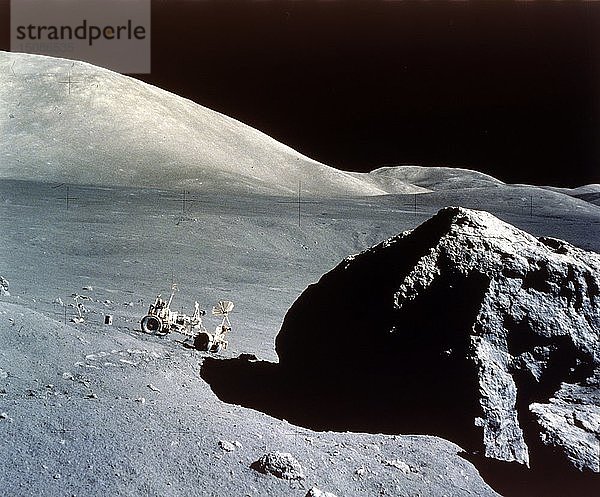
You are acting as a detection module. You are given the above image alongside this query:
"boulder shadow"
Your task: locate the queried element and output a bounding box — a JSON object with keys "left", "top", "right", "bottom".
{"left": 461, "top": 450, "right": 599, "bottom": 497}
{"left": 200, "top": 337, "right": 483, "bottom": 449}
{"left": 201, "top": 355, "right": 598, "bottom": 497}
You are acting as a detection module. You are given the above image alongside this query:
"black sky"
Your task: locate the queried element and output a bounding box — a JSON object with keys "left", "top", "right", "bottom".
{"left": 2, "top": 0, "right": 599, "bottom": 187}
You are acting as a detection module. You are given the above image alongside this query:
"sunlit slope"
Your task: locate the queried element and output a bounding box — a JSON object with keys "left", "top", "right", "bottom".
{"left": 0, "top": 51, "right": 397, "bottom": 196}
{"left": 367, "top": 165, "right": 505, "bottom": 190}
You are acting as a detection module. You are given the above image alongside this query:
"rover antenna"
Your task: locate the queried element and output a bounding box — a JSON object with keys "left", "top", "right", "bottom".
{"left": 212, "top": 300, "right": 234, "bottom": 330}
{"left": 167, "top": 281, "right": 178, "bottom": 308}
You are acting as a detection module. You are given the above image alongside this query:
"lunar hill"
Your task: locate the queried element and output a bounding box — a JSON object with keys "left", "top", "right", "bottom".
{"left": 542, "top": 184, "right": 600, "bottom": 207}
{"left": 1, "top": 50, "right": 416, "bottom": 197}
{"left": 354, "top": 165, "right": 505, "bottom": 192}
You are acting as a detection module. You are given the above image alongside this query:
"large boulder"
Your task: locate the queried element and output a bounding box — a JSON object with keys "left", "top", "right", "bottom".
{"left": 276, "top": 207, "right": 599, "bottom": 474}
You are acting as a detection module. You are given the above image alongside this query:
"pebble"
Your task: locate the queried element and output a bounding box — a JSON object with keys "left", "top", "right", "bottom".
{"left": 306, "top": 487, "right": 338, "bottom": 497}
{"left": 218, "top": 440, "right": 236, "bottom": 452}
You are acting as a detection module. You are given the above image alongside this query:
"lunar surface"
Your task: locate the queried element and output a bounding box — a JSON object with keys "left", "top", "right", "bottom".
{"left": 1, "top": 51, "right": 598, "bottom": 496}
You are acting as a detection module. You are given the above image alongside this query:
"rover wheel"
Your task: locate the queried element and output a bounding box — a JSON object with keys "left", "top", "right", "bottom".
{"left": 194, "top": 332, "right": 213, "bottom": 351}
{"left": 210, "top": 342, "right": 224, "bottom": 353}
{"left": 141, "top": 315, "right": 162, "bottom": 334}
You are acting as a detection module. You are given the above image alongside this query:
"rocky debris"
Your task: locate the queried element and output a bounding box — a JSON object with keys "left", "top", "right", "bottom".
{"left": 251, "top": 451, "right": 305, "bottom": 480}
{"left": 306, "top": 487, "right": 338, "bottom": 497}
{"left": 218, "top": 440, "right": 236, "bottom": 452}
{"left": 530, "top": 401, "right": 599, "bottom": 472}
{"left": 0, "top": 276, "right": 9, "bottom": 296}
{"left": 276, "top": 207, "right": 599, "bottom": 474}
{"left": 384, "top": 459, "right": 413, "bottom": 474}
{"left": 530, "top": 372, "right": 600, "bottom": 472}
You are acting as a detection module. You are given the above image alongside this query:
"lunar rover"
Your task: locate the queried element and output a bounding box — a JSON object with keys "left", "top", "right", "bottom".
{"left": 140, "top": 285, "right": 233, "bottom": 353}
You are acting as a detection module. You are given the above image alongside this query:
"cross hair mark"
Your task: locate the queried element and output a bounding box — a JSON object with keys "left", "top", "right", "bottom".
{"left": 48, "top": 417, "right": 77, "bottom": 438}
{"left": 276, "top": 180, "right": 320, "bottom": 227}
{"left": 57, "top": 62, "right": 82, "bottom": 95}
{"left": 52, "top": 184, "right": 78, "bottom": 210}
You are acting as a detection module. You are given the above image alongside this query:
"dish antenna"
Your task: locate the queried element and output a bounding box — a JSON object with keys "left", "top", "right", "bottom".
{"left": 213, "top": 300, "right": 234, "bottom": 316}
{"left": 213, "top": 300, "right": 234, "bottom": 332}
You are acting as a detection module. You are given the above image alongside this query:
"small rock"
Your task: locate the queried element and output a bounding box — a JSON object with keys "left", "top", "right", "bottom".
{"left": 251, "top": 451, "right": 305, "bottom": 480}
{"left": 53, "top": 474, "right": 61, "bottom": 480}
{"left": 306, "top": 487, "right": 338, "bottom": 497}
{"left": 238, "top": 353, "right": 258, "bottom": 362}
{"left": 0, "top": 412, "right": 8, "bottom": 419}
{"left": 0, "top": 369, "right": 8, "bottom": 379}
{"left": 219, "top": 440, "right": 236, "bottom": 452}
{"left": 0, "top": 276, "right": 9, "bottom": 296}
{"left": 135, "top": 397, "right": 146, "bottom": 404}
{"left": 384, "top": 459, "right": 412, "bottom": 474}
{"left": 82, "top": 286, "right": 93, "bottom": 291}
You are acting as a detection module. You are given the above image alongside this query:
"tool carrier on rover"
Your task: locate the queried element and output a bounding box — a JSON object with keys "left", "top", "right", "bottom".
{"left": 140, "top": 285, "right": 233, "bottom": 353}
